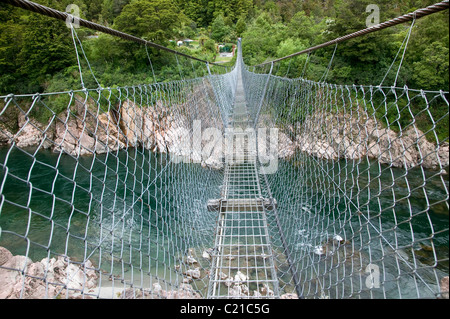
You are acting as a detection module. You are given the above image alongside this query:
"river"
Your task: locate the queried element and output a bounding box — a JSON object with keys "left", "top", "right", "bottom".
{"left": 0, "top": 146, "right": 448, "bottom": 298}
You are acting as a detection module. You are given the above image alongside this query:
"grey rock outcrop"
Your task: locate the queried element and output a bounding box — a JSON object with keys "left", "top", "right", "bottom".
{"left": 1, "top": 99, "right": 448, "bottom": 171}
{"left": 290, "top": 113, "right": 449, "bottom": 170}
{"left": 0, "top": 246, "right": 98, "bottom": 299}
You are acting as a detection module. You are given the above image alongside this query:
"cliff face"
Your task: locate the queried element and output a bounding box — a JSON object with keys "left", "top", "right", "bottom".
{"left": 1, "top": 99, "right": 448, "bottom": 171}
{"left": 0, "top": 97, "right": 225, "bottom": 169}
{"left": 276, "top": 112, "right": 449, "bottom": 171}
{"left": 0, "top": 98, "right": 156, "bottom": 155}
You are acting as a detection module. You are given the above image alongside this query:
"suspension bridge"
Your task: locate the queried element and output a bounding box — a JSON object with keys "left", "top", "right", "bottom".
{"left": 0, "top": 0, "right": 449, "bottom": 299}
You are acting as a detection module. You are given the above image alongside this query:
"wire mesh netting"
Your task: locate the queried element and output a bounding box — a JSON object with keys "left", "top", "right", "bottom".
{"left": 0, "top": 30, "right": 449, "bottom": 300}
{"left": 243, "top": 57, "right": 449, "bottom": 298}
{"left": 206, "top": 54, "right": 281, "bottom": 298}
{"left": 0, "top": 60, "right": 239, "bottom": 298}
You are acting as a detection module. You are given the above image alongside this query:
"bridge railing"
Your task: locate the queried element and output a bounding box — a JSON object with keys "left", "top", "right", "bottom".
{"left": 239, "top": 2, "right": 449, "bottom": 299}
{"left": 244, "top": 70, "right": 449, "bottom": 298}
{"left": 0, "top": 7, "right": 237, "bottom": 296}
{"left": 0, "top": 0, "right": 448, "bottom": 300}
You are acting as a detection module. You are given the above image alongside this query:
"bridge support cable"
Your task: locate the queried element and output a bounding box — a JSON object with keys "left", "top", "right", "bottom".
{"left": 0, "top": 0, "right": 449, "bottom": 300}
{"left": 255, "top": 0, "right": 449, "bottom": 67}
{"left": 0, "top": 0, "right": 227, "bottom": 68}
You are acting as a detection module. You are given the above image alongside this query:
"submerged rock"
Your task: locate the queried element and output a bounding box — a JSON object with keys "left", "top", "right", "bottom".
{"left": 183, "top": 267, "right": 201, "bottom": 279}
{"left": 219, "top": 271, "right": 228, "bottom": 280}
{"left": 163, "top": 284, "right": 202, "bottom": 299}
{"left": 260, "top": 284, "right": 274, "bottom": 297}
{"left": 152, "top": 282, "right": 162, "bottom": 293}
{"left": 186, "top": 255, "right": 198, "bottom": 265}
{"left": 120, "top": 283, "right": 201, "bottom": 299}
{"left": 202, "top": 248, "right": 214, "bottom": 260}
{"left": 313, "top": 245, "right": 325, "bottom": 256}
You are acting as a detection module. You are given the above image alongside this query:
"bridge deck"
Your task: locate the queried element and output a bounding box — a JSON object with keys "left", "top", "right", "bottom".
{"left": 207, "top": 66, "right": 279, "bottom": 299}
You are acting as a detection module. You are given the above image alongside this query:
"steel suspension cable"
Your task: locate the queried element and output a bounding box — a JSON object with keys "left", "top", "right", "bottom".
{"left": 0, "top": 0, "right": 228, "bottom": 67}
{"left": 255, "top": 0, "right": 449, "bottom": 67}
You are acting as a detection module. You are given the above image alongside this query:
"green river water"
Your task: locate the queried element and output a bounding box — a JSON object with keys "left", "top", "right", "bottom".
{"left": 0, "top": 146, "right": 448, "bottom": 298}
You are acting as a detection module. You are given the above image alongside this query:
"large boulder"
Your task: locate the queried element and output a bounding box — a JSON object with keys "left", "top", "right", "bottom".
{"left": 14, "top": 113, "right": 44, "bottom": 149}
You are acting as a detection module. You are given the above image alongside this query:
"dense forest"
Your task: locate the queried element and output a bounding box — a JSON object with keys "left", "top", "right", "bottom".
{"left": 0, "top": 0, "right": 448, "bottom": 95}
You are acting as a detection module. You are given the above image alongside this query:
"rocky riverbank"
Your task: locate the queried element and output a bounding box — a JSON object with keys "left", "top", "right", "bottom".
{"left": 0, "top": 246, "right": 205, "bottom": 299}
{"left": 0, "top": 246, "right": 98, "bottom": 299}
{"left": 0, "top": 245, "right": 299, "bottom": 299}
{"left": 1, "top": 99, "right": 448, "bottom": 171}
{"left": 0, "top": 97, "right": 226, "bottom": 169}
{"left": 275, "top": 112, "right": 449, "bottom": 171}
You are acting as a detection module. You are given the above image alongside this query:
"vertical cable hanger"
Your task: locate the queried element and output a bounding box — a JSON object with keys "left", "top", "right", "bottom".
{"left": 145, "top": 45, "right": 157, "bottom": 84}
{"left": 319, "top": 43, "right": 338, "bottom": 83}
{"left": 379, "top": 14, "right": 417, "bottom": 87}
{"left": 69, "top": 23, "right": 101, "bottom": 90}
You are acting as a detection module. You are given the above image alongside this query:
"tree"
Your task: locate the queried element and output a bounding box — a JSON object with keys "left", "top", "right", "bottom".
{"left": 241, "top": 12, "right": 287, "bottom": 65}
{"left": 175, "top": 0, "right": 253, "bottom": 27}
{"left": 407, "top": 11, "right": 449, "bottom": 90}
{"left": 235, "top": 17, "right": 246, "bottom": 36}
{"left": 113, "top": 0, "right": 182, "bottom": 42}
{"left": 275, "top": 38, "right": 309, "bottom": 77}
{"left": 204, "top": 38, "right": 217, "bottom": 54}
{"left": 101, "top": 0, "right": 131, "bottom": 25}
{"left": 0, "top": 0, "right": 86, "bottom": 94}
{"left": 0, "top": 4, "right": 25, "bottom": 94}
{"left": 86, "top": 0, "right": 103, "bottom": 22}
{"left": 174, "top": 0, "right": 213, "bottom": 27}
{"left": 276, "top": 0, "right": 297, "bottom": 22}
{"left": 410, "top": 42, "right": 449, "bottom": 90}
{"left": 325, "top": 0, "right": 399, "bottom": 84}
{"left": 213, "top": 0, "right": 253, "bottom": 22}
{"left": 17, "top": 12, "right": 75, "bottom": 91}
{"left": 210, "top": 14, "right": 230, "bottom": 42}
{"left": 287, "top": 11, "right": 327, "bottom": 46}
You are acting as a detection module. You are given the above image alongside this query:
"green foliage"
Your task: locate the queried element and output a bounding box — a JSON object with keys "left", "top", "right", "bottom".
{"left": 18, "top": 13, "right": 75, "bottom": 89}
{"left": 407, "top": 11, "right": 449, "bottom": 91}
{"left": 210, "top": 14, "right": 230, "bottom": 42}
{"left": 241, "top": 12, "right": 287, "bottom": 65}
{"left": 0, "top": 2, "right": 75, "bottom": 94}
{"left": 273, "top": 38, "right": 308, "bottom": 77}
{"left": 235, "top": 17, "right": 246, "bottom": 36}
{"left": 85, "top": 0, "right": 103, "bottom": 22}
{"left": 287, "top": 11, "right": 327, "bottom": 46}
{"left": 175, "top": 0, "right": 253, "bottom": 27}
{"left": 1, "top": 0, "right": 448, "bottom": 128}
{"left": 113, "top": 0, "right": 182, "bottom": 42}
{"left": 204, "top": 39, "right": 217, "bottom": 54}
{"left": 239, "top": 0, "right": 448, "bottom": 143}
{"left": 411, "top": 41, "right": 449, "bottom": 89}
{"left": 0, "top": 4, "right": 25, "bottom": 94}
{"left": 101, "top": 0, "right": 131, "bottom": 25}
